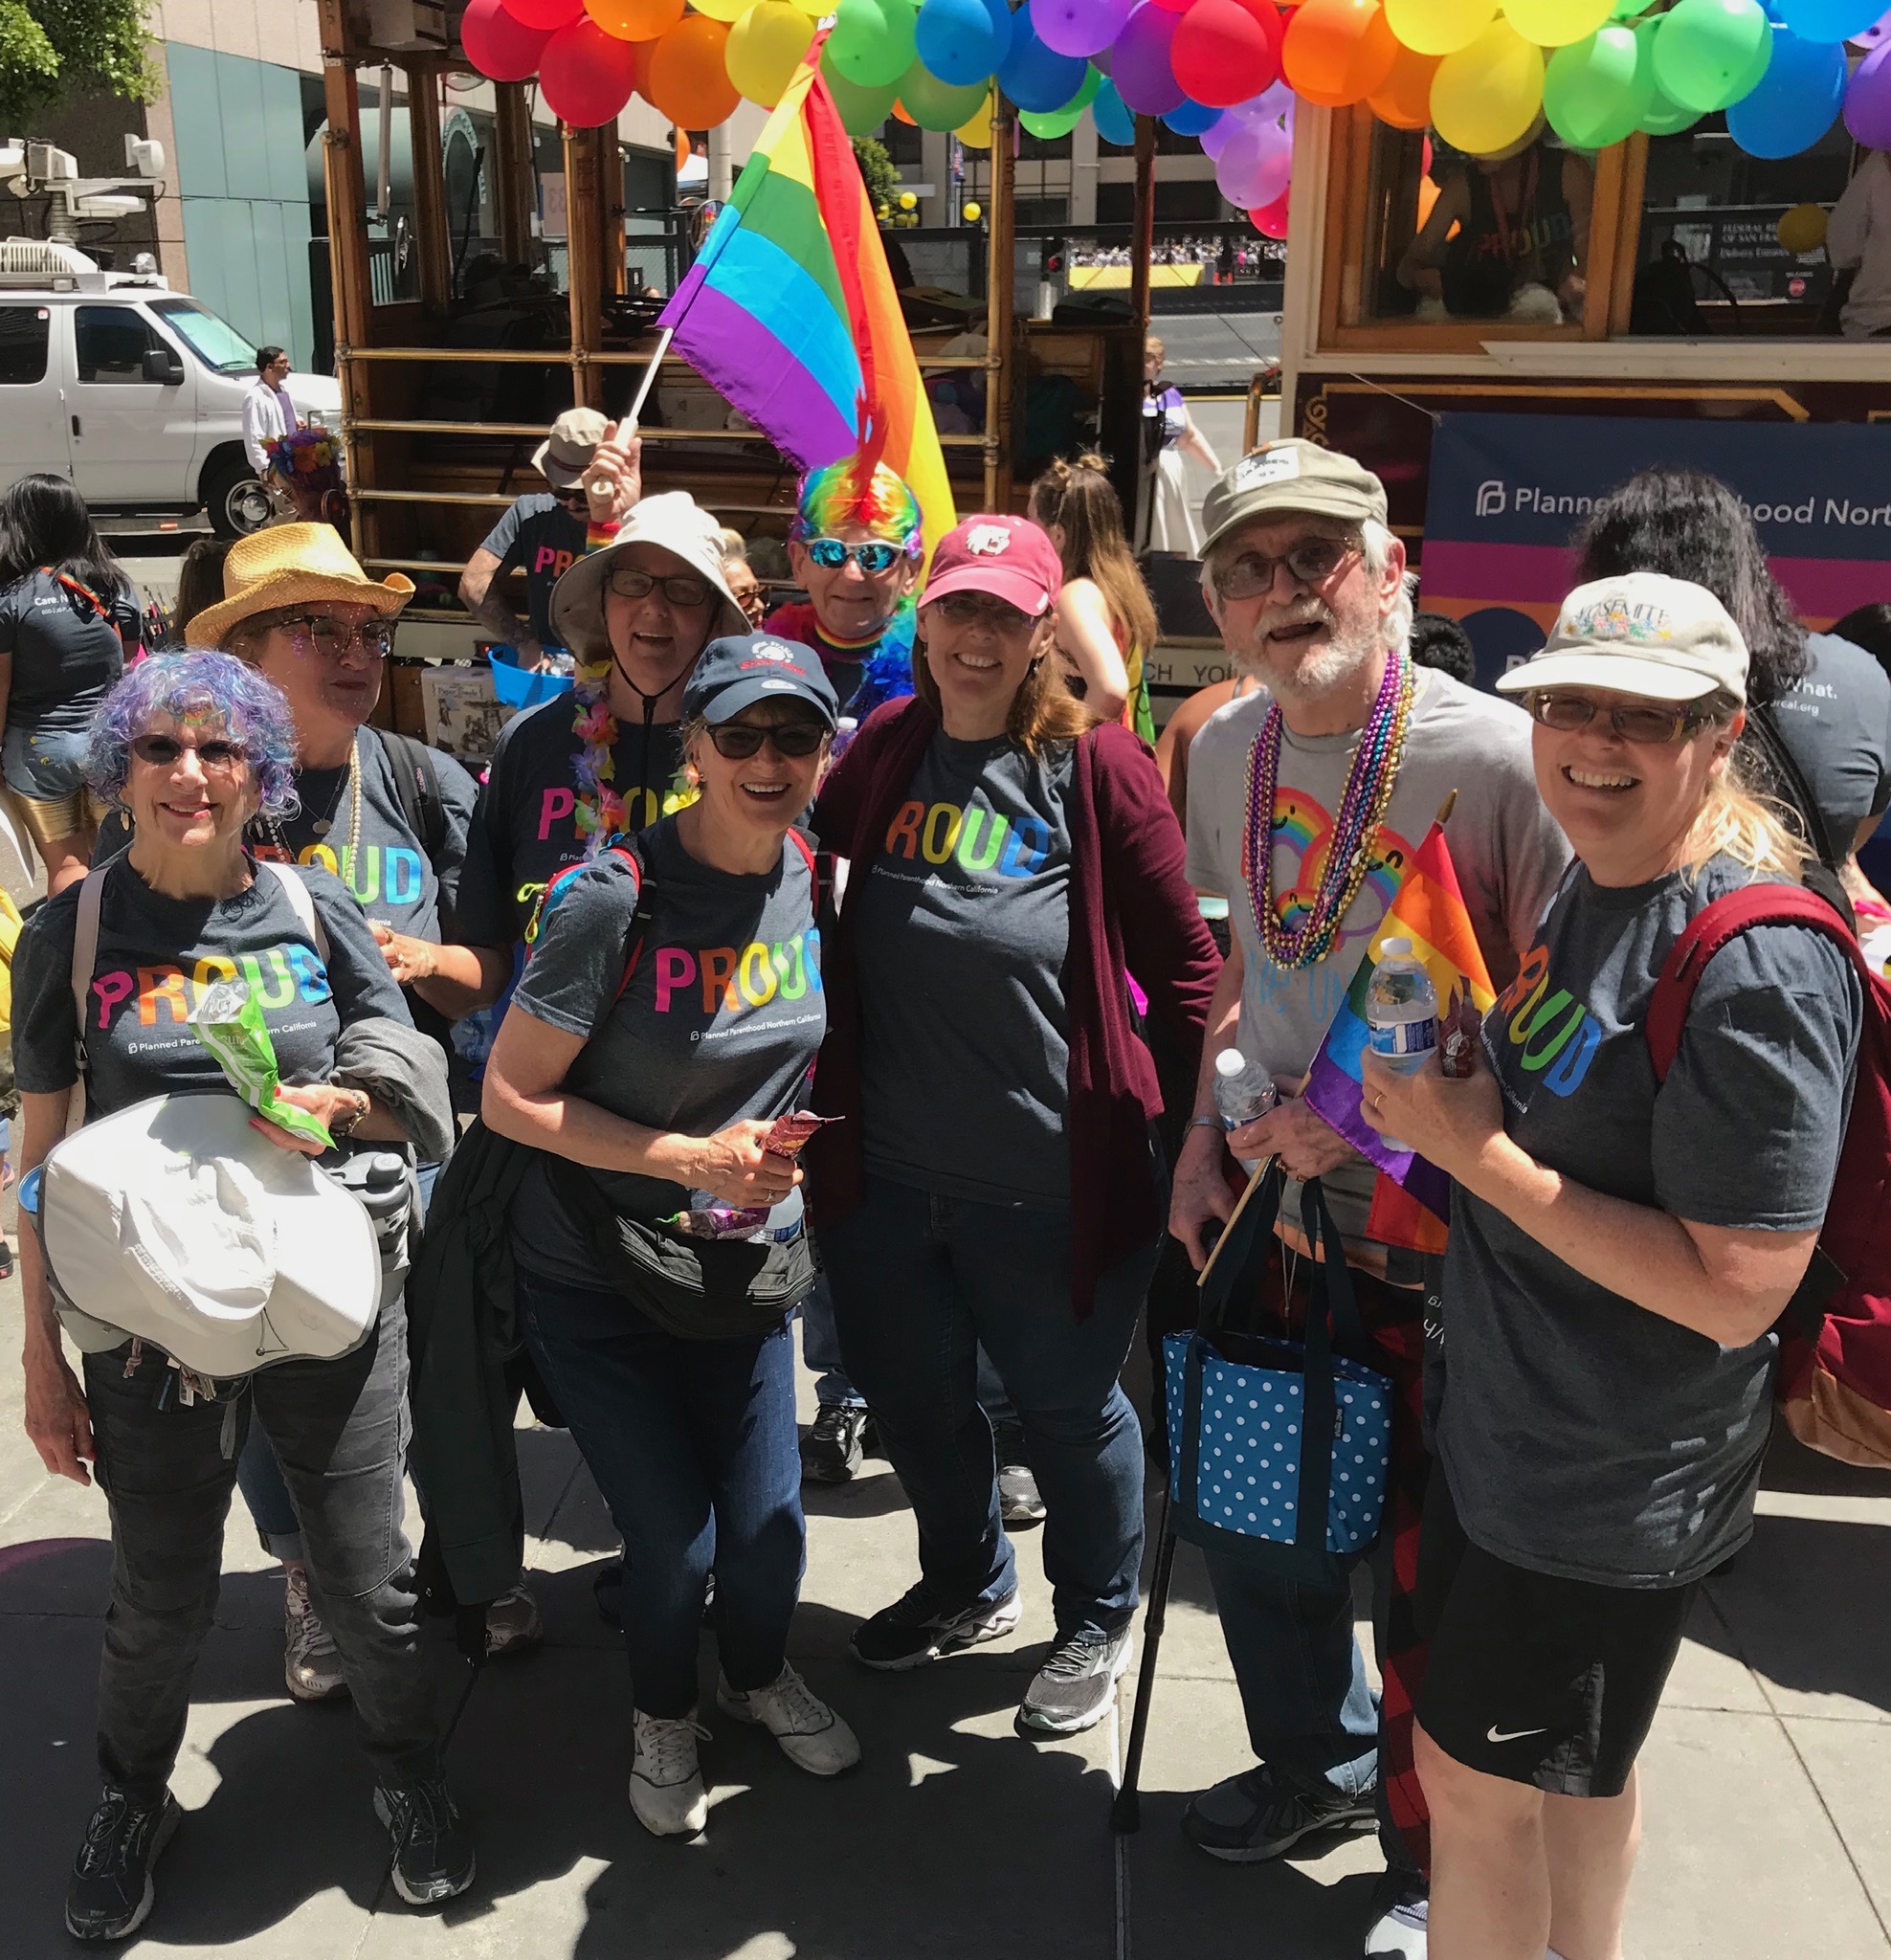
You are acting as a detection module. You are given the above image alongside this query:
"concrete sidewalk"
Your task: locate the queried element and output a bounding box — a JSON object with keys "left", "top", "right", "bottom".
{"left": 0, "top": 1281, "right": 1887, "bottom": 1959}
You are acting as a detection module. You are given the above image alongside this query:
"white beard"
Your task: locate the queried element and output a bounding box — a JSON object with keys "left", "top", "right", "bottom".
{"left": 1235, "top": 608, "right": 1383, "bottom": 706}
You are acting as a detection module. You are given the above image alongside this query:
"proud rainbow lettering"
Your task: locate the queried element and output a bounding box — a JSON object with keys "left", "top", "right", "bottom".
{"left": 651, "top": 928, "right": 821, "bottom": 1015}
{"left": 883, "top": 799, "right": 1051, "bottom": 879}
{"left": 89, "top": 945, "right": 331, "bottom": 1032}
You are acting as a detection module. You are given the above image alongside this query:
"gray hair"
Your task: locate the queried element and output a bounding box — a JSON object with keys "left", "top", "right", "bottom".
{"left": 1200, "top": 515, "right": 1413, "bottom": 657}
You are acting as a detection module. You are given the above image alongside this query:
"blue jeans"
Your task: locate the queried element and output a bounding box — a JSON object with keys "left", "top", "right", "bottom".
{"left": 802, "top": 1270, "right": 1014, "bottom": 1421}
{"left": 519, "top": 1268, "right": 806, "bottom": 1719}
{"left": 821, "top": 1174, "right": 1157, "bottom": 1637}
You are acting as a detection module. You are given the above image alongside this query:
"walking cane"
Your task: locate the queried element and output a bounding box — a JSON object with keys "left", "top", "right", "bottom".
{"left": 1111, "top": 1157, "right": 1274, "bottom": 1835}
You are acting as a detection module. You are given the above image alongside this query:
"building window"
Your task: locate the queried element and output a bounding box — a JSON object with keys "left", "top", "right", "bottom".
{"left": 0, "top": 305, "right": 49, "bottom": 384}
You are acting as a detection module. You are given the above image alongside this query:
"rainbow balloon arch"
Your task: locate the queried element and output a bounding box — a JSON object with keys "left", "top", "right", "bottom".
{"left": 464, "top": 0, "right": 1891, "bottom": 244}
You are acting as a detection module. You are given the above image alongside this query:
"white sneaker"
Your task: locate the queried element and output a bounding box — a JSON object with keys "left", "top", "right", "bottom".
{"left": 630, "top": 1709, "right": 710, "bottom": 1838}
{"left": 1364, "top": 1891, "right": 1428, "bottom": 1958}
{"left": 484, "top": 1583, "right": 544, "bottom": 1659}
{"left": 717, "top": 1663, "right": 862, "bottom": 1777}
{"left": 284, "top": 1567, "right": 347, "bottom": 1703}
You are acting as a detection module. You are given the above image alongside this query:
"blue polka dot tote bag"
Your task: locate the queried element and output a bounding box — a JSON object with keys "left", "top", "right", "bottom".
{"left": 1164, "top": 1167, "right": 1392, "bottom": 1587}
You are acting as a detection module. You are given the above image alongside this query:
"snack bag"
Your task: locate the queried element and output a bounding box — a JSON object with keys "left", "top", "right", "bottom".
{"left": 665, "top": 1111, "right": 842, "bottom": 1241}
{"left": 189, "top": 979, "right": 334, "bottom": 1150}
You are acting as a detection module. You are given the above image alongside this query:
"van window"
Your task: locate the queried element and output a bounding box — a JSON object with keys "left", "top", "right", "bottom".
{"left": 150, "top": 298, "right": 255, "bottom": 375}
{"left": 75, "top": 305, "right": 159, "bottom": 383}
{"left": 0, "top": 305, "right": 48, "bottom": 383}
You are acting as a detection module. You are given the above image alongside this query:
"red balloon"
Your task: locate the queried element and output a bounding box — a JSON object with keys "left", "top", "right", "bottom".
{"left": 502, "top": 0, "right": 584, "bottom": 25}
{"left": 462, "top": 0, "right": 553, "bottom": 79}
{"left": 1171, "top": 0, "right": 1283, "bottom": 103}
{"left": 1149, "top": 0, "right": 1200, "bottom": 12}
{"left": 540, "top": 16, "right": 639, "bottom": 122}
{"left": 1250, "top": 187, "right": 1289, "bottom": 236}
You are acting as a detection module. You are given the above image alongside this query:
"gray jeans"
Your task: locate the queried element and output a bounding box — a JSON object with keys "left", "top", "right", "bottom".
{"left": 83, "top": 1294, "right": 441, "bottom": 1800}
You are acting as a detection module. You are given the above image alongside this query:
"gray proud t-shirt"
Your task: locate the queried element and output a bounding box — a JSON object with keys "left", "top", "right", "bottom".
{"left": 854, "top": 730, "right": 1075, "bottom": 1206}
{"left": 1186, "top": 665, "right": 1571, "bottom": 1238}
{"left": 505, "top": 816, "right": 825, "bottom": 1290}
{"left": 1440, "top": 856, "right": 1860, "bottom": 1589}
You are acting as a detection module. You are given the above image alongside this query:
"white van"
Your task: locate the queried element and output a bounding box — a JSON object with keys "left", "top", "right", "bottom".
{"left": 0, "top": 238, "right": 342, "bottom": 536}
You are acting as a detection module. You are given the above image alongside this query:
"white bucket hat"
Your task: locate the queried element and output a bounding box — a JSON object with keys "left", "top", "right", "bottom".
{"left": 547, "top": 491, "right": 748, "bottom": 664}
{"left": 40, "top": 1093, "right": 382, "bottom": 1378}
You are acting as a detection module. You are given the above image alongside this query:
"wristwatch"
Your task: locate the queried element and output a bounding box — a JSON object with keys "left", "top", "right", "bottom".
{"left": 329, "top": 1086, "right": 371, "bottom": 1139}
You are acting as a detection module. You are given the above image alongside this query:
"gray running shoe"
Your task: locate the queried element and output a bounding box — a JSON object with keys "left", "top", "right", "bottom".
{"left": 1364, "top": 1887, "right": 1429, "bottom": 1957}
{"left": 484, "top": 1583, "right": 544, "bottom": 1659}
{"left": 994, "top": 1422, "right": 1047, "bottom": 1526}
{"left": 852, "top": 1580, "right": 1023, "bottom": 1670}
{"left": 1181, "top": 1763, "right": 1376, "bottom": 1861}
{"left": 1015, "top": 1625, "right": 1134, "bottom": 1736}
{"left": 284, "top": 1566, "right": 347, "bottom": 1703}
{"left": 65, "top": 1788, "right": 180, "bottom": 1941}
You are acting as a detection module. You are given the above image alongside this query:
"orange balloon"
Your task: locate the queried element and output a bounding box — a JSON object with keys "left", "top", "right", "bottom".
{"left": 892, "top": 96, "right": 915, "bottom": 121}
{"left": 645, "top": 14, "right": 741, "bottom": 126}
{"left": 586, "top": 0, "right": 682, "bottom": 34}
{"left": 1282, "top": 0, "right": 1399, "bottom": 106}
{"left": 1368, "top": 39, "right": 1441, "bottom": 123}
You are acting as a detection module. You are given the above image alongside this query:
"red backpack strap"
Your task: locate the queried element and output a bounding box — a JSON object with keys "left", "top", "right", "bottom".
{"left": 612, "top": 837, "right": 656, "bottom": 1000}
{"left": 1647, "top": 883, "right": 1868, "bottom": 1083}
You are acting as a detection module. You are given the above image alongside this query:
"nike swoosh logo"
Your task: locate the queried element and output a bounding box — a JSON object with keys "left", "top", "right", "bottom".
{"left": 1486, "top": 1725, "right": 1547, "bottom": 1744}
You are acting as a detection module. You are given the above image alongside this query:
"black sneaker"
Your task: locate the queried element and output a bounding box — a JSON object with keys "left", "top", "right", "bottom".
{"left": 993, "top": 1422, "right": 1047, "bottom": 1526}
{"left": 374, "top": 1778, "right": 476, "bottom": 1907}
{"left": 1180, "top": 1764, "right": 1376, "bottom": 1862}
{"left": 1016, "top": 1625, "right": 1133, "bottom": 1736}
{"left": 852, "top": 1579, "right": 1023, "bottom": 1670}
{"left": 802, "top": 1404, "right": 872, "bottom": 1482}
{"left": 593, "top": 1556, "right": 626, "bottom": 1628}
{"left": 65, "top": 1787, "right": 181, "bottom": 1941}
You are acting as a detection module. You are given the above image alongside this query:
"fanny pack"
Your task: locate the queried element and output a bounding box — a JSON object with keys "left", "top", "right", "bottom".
{"left": 548, "top": 1156, "right": 815, "bottom": 1342}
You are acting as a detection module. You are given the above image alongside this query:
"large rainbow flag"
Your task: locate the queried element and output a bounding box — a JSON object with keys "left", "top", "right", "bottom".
{"left": 1302, "top": 818, "right": 1496, "bottom": 1235}
{"left": 657, "top": 35, "right": 955, "bottom": 564}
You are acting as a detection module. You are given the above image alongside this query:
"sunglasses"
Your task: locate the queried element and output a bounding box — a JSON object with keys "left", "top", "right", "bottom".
{"left": 1213, "top": 535, "right": 1358, "bottom": 601}
{"left": 930, "top": 591, "right": 1034, "bottom": 633}
{"left": 805, "top": 537, "right": 905, "bottom": 574}
{"left": 552, "top": 487, "right": 590, "bottom": 510}
{"left": 130, "top": 733, "right": 247, "bottom": 773}
{"left": 1527, "top": 691, "right": 1714, "bottom": 746}
{"left": 609, "top": 567, "right": 712, "bottom": 607}
{"left": 264, "top": 614, "right": 395, "bottom": 660}
{"left": 706, "top": 722, "right": 827, "bottom": 760}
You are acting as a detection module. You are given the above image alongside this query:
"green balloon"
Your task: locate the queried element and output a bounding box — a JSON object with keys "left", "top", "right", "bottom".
{"left": 1544, "top": 24, "right": 1654, "bottom": 147}
{"left": 1648, "top": 0, "right": 1770, "bottom": 115}
{"left": 1018, "top": 64, "right": 1102, "bottom": 136}
{"left": 824, "top": 60, "right": 901, "bottom": 132}
{"left": 830, "top": 0, "right": 917, "bottom": 89}
{"left": 1610, "top": 0, "right": 1657, "bottom": 18}
{"left": 897, "top": 56, "right": 990, "bottom": 129}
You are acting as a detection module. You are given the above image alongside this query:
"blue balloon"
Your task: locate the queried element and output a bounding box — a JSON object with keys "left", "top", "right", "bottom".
{"left": 1162, "top": 98, "right": 1221, "bottom": 134}
{"left": 1771, "top": 0, "right": 1882, "bottom": 36}
{"left": 1000, "top": 1, "right": 1091, "bottom": 109}
{"left": 1092, "top": 74, "right": 1137, "bottom": 143}
{"left": 1726, "top": 25, "right": 1846, "bottom": 153}
{"left": 915, "top": 0, "right": 1011, "bottom": 85}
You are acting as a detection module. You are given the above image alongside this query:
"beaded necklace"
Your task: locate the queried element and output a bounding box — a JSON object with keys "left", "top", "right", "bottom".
{"left": 1242, "top": 650, "right": 1415, "bottom": 970}
{"left": 264, "top": 734, "right": 362, "bottom": 870}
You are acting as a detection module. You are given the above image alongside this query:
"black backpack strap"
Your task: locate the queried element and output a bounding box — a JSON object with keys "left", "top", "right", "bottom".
{"left": 375, "top": 727, "right": 449, "bottom": 867}
{"left": 1749, "top": 707, "right": 1841, "bottom": 870}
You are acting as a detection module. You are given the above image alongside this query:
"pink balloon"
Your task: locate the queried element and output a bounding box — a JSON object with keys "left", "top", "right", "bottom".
{"left": 1112, "top": 2, "right": 1187, "bottom": 111}
{"left": 1149, "top": 0, "right": 1200, "bottom": 11}
{"left": 1250, "top": 187, "right": 1290, "bottom": 236}
{"left": 539, "top": 16, "right": 638, "bottom": 122}
{"left": 1035, "top": 0, "right": 1138, "bottom": 54}
{"left": 1846, "top": 37, "right": 1891, "bottom": 145}
{"left": 462, "top": 0, "right": 553, "bottom": 80}
{"left": 502, "top": 0, "right": 584, "bottom": 25}
{"left": 1215, "top": 119, "right": 1291, "bottom": 206}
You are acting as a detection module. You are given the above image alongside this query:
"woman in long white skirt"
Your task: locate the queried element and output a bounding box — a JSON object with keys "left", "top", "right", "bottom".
{"left": 1140, "top": 335, "right": 1221, "bottom": 556}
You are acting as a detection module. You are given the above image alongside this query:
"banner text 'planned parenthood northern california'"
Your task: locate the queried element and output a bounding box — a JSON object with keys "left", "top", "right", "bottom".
{"left": 1417, "top": 413, "right": 1891, "bottom": 688}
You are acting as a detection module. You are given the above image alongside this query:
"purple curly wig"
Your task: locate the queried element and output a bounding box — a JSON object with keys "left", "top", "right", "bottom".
{"left": 86, "top": 649, "right": 300, "bottom": 818}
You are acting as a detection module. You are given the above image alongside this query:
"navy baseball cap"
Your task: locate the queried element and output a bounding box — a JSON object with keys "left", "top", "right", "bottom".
{"left": 681, "top": 634, "right": 840, "bottom": 729}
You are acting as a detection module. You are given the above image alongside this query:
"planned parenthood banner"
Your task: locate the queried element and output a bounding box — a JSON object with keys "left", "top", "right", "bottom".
{"left": 1418, "top": 413, "right": 1891, "bottom": 689}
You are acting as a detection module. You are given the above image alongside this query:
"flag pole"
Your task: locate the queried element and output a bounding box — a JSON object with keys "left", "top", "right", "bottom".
{"left": 624, "top": 324, "right": 673, "bottom": 435}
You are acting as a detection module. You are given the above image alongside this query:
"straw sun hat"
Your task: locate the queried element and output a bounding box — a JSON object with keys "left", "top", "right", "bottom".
{"left": 185, "top": 523, "right": 414, "bottom": 648}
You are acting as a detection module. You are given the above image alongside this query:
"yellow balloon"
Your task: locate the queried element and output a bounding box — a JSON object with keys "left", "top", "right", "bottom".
{"left": 955, "top": 92, "right": 994, "bottom": 146}
{"left": 1501, "top": 0, "right": 1612, "bottom": 45}
{"left": 724, "top": 0, "right": 816, "bottom": 104}
{"left": 691, "top": 0, "right": 748, "bottom": 20}
{"left": 899, "top": 189, "right": 918, "bottom": 208}
{"left": 1385, "top": 0, "right": 1497, "bottom": 56}
{"left": 783, "top": 0, "right": 828, "bottom": 14}
{"left": 963, "top": 200, "right": 983, "bottom": 219}
{"left": 1431, "top": 18, "right": 1544, "bottom": 152}
{"left": 1777, "top": 202, "right": 1828, "bottom": 256}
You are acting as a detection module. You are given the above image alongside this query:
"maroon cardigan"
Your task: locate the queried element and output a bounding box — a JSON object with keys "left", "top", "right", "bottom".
{"left": 807, "top": 697, "right": 1221, "bottom": 1318}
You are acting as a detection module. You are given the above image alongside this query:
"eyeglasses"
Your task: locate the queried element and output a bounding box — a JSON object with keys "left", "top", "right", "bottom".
{"left": 1526, "top": 691, "right": 1713, "bottom": 746}
{"left": 265, "top": 614, "right": 395, "bottom": 660}
{"left": 1213, "top": 535, "right": 1358, "bottom": 601}
{"left": 608, "top": 567, "right": 712, "bottom": 607}
{"left": 706, "top": 721, "right": 828, "bottom": 760}
{"left": 930, "top": 591, "right": 1034, "bottom": 633}
{"left": 805, "top": 537, "right": 905, "bottom": 574}
{"left": 130, "top": 733, "right": 247, "bottom": 773}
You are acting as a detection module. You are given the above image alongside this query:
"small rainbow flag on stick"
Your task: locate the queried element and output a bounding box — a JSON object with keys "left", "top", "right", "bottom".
{"left": 652, "top": 33, "right": 955, "bottom": 566}
{"left": 1302, "top": 805, "right": 1496, "bottom": 1238}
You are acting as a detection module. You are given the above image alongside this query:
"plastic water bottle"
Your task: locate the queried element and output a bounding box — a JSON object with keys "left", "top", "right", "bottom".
{"left": 1212, "top": 1047, "right": 1278, "bottom": 1171}
{"left": 1365, "top": 938, "right": 1437, "bottom": 1154}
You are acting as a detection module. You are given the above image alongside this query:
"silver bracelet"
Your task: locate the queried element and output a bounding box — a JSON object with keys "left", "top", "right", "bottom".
{"left": 1186, "top": 1115, "right": 1225, "bottom": 1137}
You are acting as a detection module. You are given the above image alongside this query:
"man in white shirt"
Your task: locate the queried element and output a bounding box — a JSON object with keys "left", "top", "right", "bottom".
{"left": 1830, "top": 148, "right": 1891, "bottom": 340}
{"left": 241, "top": 346, "right": 300, "bottom": 478}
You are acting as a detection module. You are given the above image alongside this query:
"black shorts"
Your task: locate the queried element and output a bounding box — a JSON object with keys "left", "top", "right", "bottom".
{"left": 1415, "top": 1472, "right": 1696, "bottom": 1799}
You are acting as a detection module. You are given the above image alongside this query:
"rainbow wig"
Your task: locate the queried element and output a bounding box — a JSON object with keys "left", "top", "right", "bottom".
{"left": 87, "top": 649, "right": 300, "bottom": 818}
{"left": 790, "top": 457, "right": 924, "bottom": 561}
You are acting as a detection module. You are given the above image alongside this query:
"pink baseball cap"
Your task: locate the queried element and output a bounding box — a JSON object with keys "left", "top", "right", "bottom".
{"left": 921, "top": 514, "right": 1062, "bottom": 618}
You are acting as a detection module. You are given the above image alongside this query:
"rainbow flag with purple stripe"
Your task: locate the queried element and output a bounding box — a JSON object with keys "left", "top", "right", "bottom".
{"left": 1302, "top": 821, "right": 1495, "bottom": 1226}
{"left": 657, "top": 35, "right": 954, "bottom": 566}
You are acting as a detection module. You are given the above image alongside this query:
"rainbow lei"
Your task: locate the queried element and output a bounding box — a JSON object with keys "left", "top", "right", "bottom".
{"left": 1242, "top": 650, "right": 1415, "bottom": 970}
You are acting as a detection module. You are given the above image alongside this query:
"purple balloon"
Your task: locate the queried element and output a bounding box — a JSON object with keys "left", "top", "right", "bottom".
{"left": 1199, "top": 112, "right": 1236, "bottom": 156}
{"left": 1214, "top": 120, "right": 1291, "bottom": 208}
{"left": 1034, "top": 0, "right": 1135, "bottom": 57}
{"left": 1112, "top": 3, "right": 1185, "bottom": 115}
{"left": 1846, "top": 37, "right": 1891, "bottom": 145}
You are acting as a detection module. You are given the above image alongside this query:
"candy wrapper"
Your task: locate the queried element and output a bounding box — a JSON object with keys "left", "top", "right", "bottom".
{"left": 665, "top": 1111, "right": 842, "bottom": 1241}
{"left": 189, "top": 979, "right": 334, "bottom": 1149}
{"left": 1439, "top": 996, "right": 1482, "bottom": 1080}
